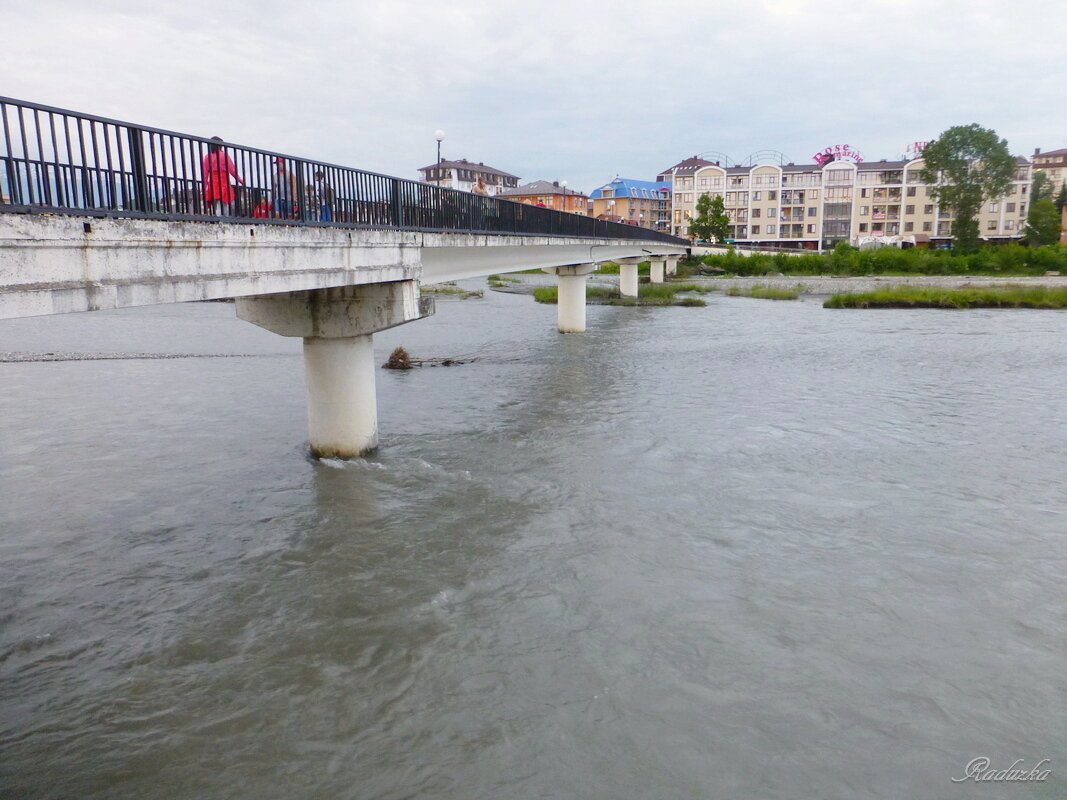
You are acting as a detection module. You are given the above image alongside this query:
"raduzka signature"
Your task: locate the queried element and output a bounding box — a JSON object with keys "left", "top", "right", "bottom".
{"left": 951, "top": 757, "right": 1051, "bottom": 782}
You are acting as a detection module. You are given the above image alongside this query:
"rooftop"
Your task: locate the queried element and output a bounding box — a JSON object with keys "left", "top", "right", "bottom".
{"left": 496, "top": 180, "right": 586, "bottom": 198}
{"left": 659, "top": 156, "right": 718, "bottom": 177}
{"left": 418, "top": 158, "right": 519, "bottom": 179}
{"left": 589, "top": 177, "right": 672, "bottom": 200}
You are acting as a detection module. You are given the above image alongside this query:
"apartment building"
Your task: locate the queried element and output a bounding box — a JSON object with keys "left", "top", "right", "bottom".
{"left": 495, "top": 180, "right": 588, "bottom": 214}
{"left": 589, "top": 177, "right": 672, "bottom": 231}
{"left": 1032, "top": 148, "right": 1067, "bottom": 194}
{"left": 417, "top": 159, "right": 520, "bottom": 195}
{"left": 671, "top": 157, "right": 1032, "bottom": 249}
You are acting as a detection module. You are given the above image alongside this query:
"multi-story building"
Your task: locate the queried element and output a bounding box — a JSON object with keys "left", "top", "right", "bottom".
{"left": 417, "top": 159, "right": 520, "bottom": 195}
{"left": 589, "top": 177, "right": 671, "bottom": 231}
{"left": 495, "top": 180, "right": 588, "bottom": 214}
{"left": 1032, "top": 148, "right": 1067, "bottom": 194}
{"left": 671, "top": 156, "right": 1032, "bottom": 249}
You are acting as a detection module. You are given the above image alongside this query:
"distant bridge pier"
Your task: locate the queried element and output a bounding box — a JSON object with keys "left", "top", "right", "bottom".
{"left": 236, "top": 281, "right": 431, "bottom": 458}
{"left": 650, "top": 257, "right": 666, "bottom": 284}
{"left": 617, "top": 257, "right": 642, "bottom": 298}
{"left": 666, "top": 255, "right": 681, "bottom": 277}
{"left": 543, "top": 263, "right": 597, "bottom": 333}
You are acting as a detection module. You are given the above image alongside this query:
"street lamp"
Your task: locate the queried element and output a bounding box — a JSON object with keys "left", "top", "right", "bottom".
{"left": 434, "top": 130, "right": 445, "bottom": 166}
{"left": 560, "top": 180, "right": 568, "bottom": 211}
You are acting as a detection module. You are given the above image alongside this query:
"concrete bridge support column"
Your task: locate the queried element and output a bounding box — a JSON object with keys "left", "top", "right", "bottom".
{"left": 617, "top": 257, "right": 642, "bottom": 298}
{"left": 542, "top": 263, "right": 597, "bottom": 333}
{"left": 666, "top": 255, "right": 681, "bottom": 277}
{"left": 235, "top": 281, "right": 433, "bottom": 458}
{"left": 649, "top": 257, "right": 666, "bottom": 284}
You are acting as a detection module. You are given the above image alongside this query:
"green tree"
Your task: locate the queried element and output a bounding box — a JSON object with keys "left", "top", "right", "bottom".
{"left": 1055, "top": 184, "right": 1067, "bottom": 213}
{"left": 1026, "top": 198, "right": 1062, "bottom": 246}
{"left": 1031, "top": 171, "right": 1052, "bottom": 202}
{"left": 688, "top": 193, "right": 730, "bottom": 242}
{"left": 919, "top": 124, "right": 1016, "bottom": 254}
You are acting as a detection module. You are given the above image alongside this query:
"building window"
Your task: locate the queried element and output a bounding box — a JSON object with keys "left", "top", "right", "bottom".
{"left": 752, "top": 208, "right": 761, "bottom": 218}
{"left": 752, "top": 191, "right": 761, "bottom": 201}
{"left": 905, "top": 222, "right": 914, "bottom": 232}
{"left": 861, "top": 189, "right": 869, "bottom": 198}
{"left": 1006, "top": 220, "right": 1015, "bottom": 230}
{"left": 768, "top": 208, "right": 776, "bottom": 218}
{"left": 923, "top": 221, "right": 932, "bottom": 232}
{"left": 751, "top": 225, "right": 760, "bottom": 234}
{"left": 924, "top": 204, "right": 934, "bottom": 214}
{"left": 907, "top": 186, "right": 917, "bottom": 196}
{"left": 859, "top": 223, "right": 868, "bottom": 232}
{"left": 807, "top": 224, "right": 815, "bottom": 234}
{"left": 905, "top": 205, "right": 914, "bottom": 214}
{"left": 987, "top": 220, "right": 997, "bottom": 230}
{"left": 860, "top": 206, "right": 869, "bottom": 215}
{"left": 808, "top": 207, "right": 817, "bottom": 216}
{"left": 1007, "top": 202, "right": 1015, "bottom": 212}
{"left": 988, "top": 202, "right": 999, "bottom": 213}
{"left": 768, "top": 191, "right": 777, "bottom": 201}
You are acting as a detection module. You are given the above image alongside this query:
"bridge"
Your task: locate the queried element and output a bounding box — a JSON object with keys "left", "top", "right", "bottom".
{"left": 0, "top": 97, "right": 687, "bottom": 457}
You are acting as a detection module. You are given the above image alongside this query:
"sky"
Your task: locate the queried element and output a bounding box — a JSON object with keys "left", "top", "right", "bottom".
{"left": 2, "top": 0, "right": 1065, "bottom": 195}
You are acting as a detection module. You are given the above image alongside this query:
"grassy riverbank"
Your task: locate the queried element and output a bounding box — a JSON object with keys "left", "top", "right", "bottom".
{"left": 726, "top": 284, "right": 802, "bottom": 300}
{"left": 533, "top": 283, "right": 715, "bottom": 307}
{"left": 422, "top": 283, "right": 483, "bottom": 299}
{"left": 690, "top": 243, "right": 1067, "bottom": 277}
{"left": 825, "top": 285, "right": 1067, "bottom": 309}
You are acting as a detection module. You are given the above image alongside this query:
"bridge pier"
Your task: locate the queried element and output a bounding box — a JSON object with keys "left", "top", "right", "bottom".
{"left": 666, "top": 255, "right": 681, "bottom": 277}
{"left": 650, "top": 257, "right": 666, "bottom": 284}
{"left": 235, "top": 281, "right": 432, "bottom": 458}
{"left": 543, "top": 263, "right": 597, "bottom": 333}
{"left": 617, "top": 257, "right": 642, "bottom": 298}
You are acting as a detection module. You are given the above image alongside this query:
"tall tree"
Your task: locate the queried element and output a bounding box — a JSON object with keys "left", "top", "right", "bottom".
{"left": 1055, "top": 184, "right": 1067, "bottom": 213}
{"left": 689, "top": 194, "right": 730, "bottom": 243}
{"left": 1024, "top": 198, "right": 1062, "bottom": 246}
{"left": 1031, "top": 171, "right": 1052, "bottom": 202}
{"left": 919, "top": 124, "right": 1016, "bottom": 254}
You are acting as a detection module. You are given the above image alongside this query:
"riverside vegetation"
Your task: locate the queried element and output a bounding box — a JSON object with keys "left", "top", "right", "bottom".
{"left": 689, "top": 243, "right": 1067, "bottom": 277}
{"left": 825, "top": 285, "right": 1067, "bottom": 309}
{"left": 533, "top": 283, "right": 716, "bottom": 307}
{"left": 726, "top": 285, "right": 802, "bottom": 300}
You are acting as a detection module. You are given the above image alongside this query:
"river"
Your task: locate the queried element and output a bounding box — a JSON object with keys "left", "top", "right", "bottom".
{"left": 1, "top": 283, "right": 1065, "bottom": 799}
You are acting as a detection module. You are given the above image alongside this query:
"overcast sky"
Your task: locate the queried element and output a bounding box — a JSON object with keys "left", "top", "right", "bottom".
{"left": 3, "top": 0, "right": 1065, "bottom": 194}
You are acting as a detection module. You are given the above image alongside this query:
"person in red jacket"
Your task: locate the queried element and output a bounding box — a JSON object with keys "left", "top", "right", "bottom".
{"left": 202, "top": 136, "right": 244, "bottom": 216}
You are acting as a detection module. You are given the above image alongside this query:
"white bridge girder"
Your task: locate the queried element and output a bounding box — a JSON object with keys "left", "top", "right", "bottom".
{"left": 0, "top": 215, "right": 685, "bottom": 320}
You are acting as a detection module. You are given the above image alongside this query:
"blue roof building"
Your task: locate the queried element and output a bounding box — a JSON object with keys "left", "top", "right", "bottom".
{"left": 589, "top": 177, "right": 673, "bottom": 231}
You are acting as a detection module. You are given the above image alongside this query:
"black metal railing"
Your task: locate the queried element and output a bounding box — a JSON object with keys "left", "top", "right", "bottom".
{"left": 0, "top": 97, "right": 686, "bottom": 245}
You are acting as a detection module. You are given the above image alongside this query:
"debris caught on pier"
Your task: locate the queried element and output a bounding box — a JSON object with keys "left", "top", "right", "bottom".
{"left": 382, "top": 346, "right": 477, "bottom": 370}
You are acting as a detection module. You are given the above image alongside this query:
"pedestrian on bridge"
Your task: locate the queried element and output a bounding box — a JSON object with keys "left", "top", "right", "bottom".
{"left": 312, "top": 170, "right": 335, "bottom": 222}
{"left": 272, "top": 157, "right": 298, "bottom": 219}
{"left": 202, "top": 137, "right": 244, "bottom": 216}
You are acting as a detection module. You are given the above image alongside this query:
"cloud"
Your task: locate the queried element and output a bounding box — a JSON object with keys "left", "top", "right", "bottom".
{"left": 2, "top": 0, "right": 1065, "bottom": 192}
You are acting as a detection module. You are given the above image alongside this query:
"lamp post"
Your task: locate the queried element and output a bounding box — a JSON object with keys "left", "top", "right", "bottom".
{"left": 434, "top": 130, "right": 445, "bottom": 166}
{"left": 560, "top": 179, "right": 568, "bottom": 211}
